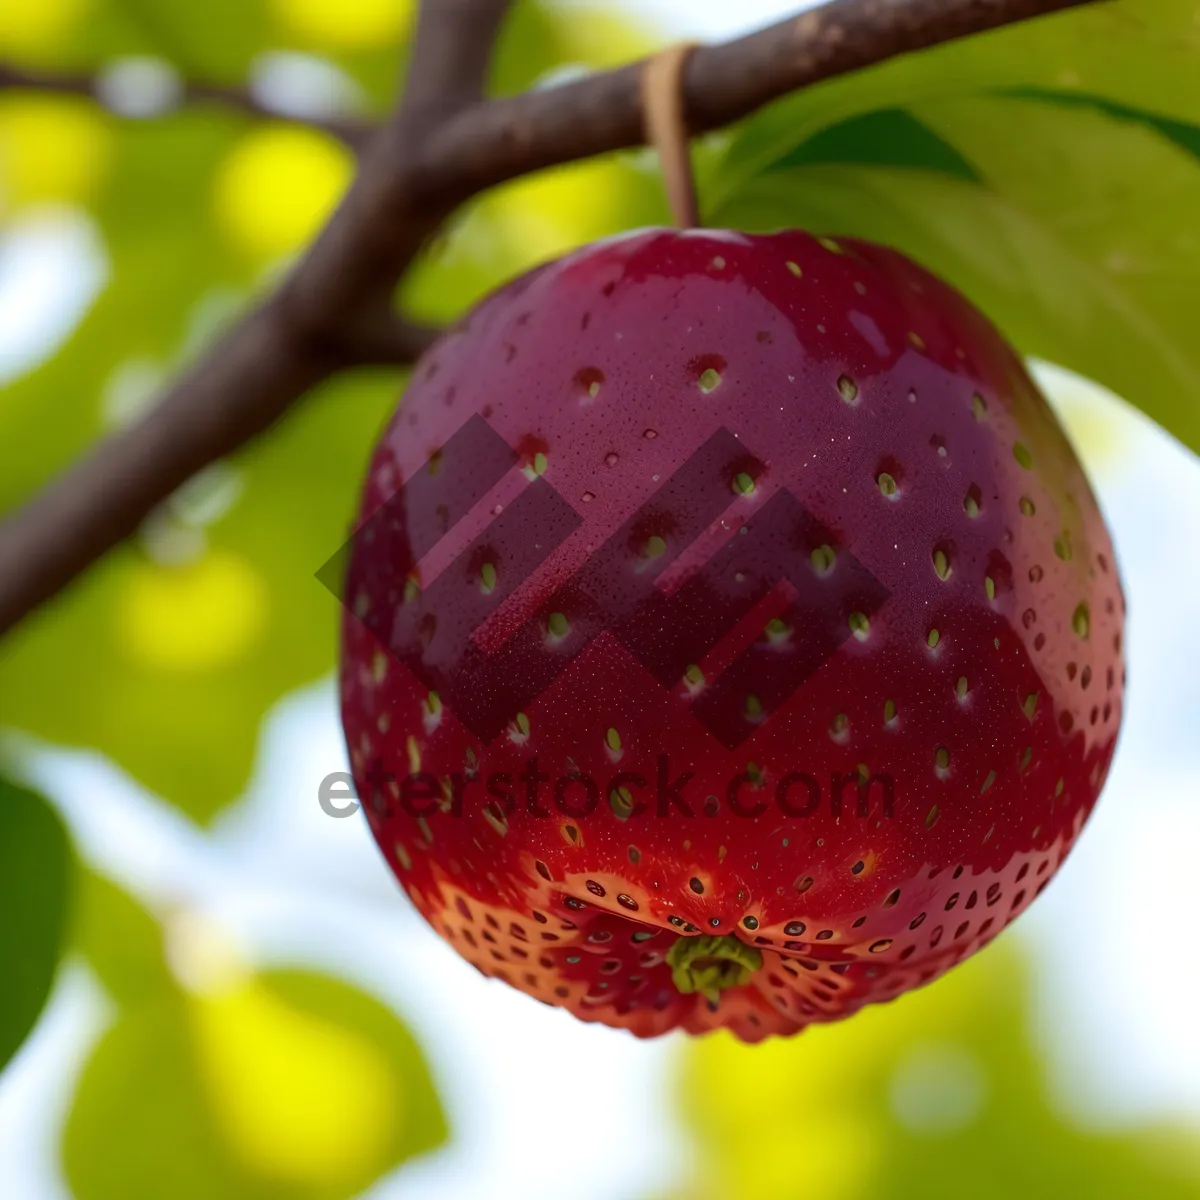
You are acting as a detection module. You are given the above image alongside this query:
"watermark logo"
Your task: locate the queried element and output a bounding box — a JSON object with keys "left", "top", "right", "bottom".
{"left": 318, "top": 760, "right": 896, "bottom": 823}
{"left": 319, "top": 415, "right": 890, "bottom": 748}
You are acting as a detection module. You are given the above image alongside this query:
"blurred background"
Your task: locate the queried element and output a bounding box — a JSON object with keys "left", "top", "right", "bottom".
{"left": 1, "top": 0, "right": 1198, "bottom": 1197}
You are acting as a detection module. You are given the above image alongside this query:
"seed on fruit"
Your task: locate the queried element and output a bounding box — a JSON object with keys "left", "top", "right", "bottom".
{"left": 811, "top": 544, "right": 837, "bottom": 574}
{"left": 1073, "top": 603, "right": 1091, "bottom": 638}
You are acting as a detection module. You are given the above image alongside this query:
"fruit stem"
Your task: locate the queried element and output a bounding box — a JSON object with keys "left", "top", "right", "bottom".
{"left": 641, "top": 43, "right": 702, "bottom": 228}
{"left": 665, "top": 933, "right": 763, "bottom": 1003}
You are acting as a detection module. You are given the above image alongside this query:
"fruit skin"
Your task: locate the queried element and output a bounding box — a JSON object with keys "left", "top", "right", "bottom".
{"left": 338, "top": 227, "right": 1125, "bottom": 1041}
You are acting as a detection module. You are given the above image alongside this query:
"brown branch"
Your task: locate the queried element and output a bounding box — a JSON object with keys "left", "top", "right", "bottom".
{"left": 401, "top": 0, "right": 513, "bottom": 117}
{"left": 0, "top": 60, "right": 375, "bottom": 150}
{"left": 0, "top": 0, "right": 1100, "bottom": 637}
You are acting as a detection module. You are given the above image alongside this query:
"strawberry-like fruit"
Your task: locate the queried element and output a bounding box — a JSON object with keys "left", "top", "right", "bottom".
{"left": 338, "top": 228, "right": 1124, "bottom": 1041}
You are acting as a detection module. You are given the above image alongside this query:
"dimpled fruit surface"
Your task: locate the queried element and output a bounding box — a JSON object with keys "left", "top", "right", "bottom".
{"left": 338, "top": 227, "right": 1124, "bottom": 1041}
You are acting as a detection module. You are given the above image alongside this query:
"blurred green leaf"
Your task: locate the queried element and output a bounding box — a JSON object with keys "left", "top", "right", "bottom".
{"left": 64, "top": 965, "right": 447, "bottom": 1199}
{"left": 0, "top": 773, "right": 72, "bottom": 1072}
{"left": 72, "top": 870, "right": 172, "bottom": 1007}
{"left": 709, "top": 0, "right": 1200, "bottom": 454}
{"left": 674, "top": 944, "right": 1200, "bottom": 1200}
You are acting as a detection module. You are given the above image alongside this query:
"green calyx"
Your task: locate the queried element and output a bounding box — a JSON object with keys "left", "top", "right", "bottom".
{"left": 665, "top": 934, "right": 763, "bottom": 1004}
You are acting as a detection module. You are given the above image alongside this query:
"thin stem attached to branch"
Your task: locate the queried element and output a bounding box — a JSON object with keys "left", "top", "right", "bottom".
{"left": 0, "top": 0, "right": 1099, "bottom": 637}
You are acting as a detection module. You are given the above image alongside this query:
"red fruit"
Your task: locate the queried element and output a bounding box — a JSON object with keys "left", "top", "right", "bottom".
{"left": 338, "top": 228, "right": 1124, "bottom": 1041}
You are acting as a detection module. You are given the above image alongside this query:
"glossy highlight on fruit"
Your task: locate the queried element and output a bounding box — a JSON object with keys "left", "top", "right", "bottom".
{"left": 338, "top": 227, "right": 1125, "bottom": 1041}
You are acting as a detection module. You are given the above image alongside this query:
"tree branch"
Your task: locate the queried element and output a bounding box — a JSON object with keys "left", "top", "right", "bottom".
{"left": 0, "top": 0, "right": 1100, "bottom": 637}
{"left": 401, "top": 0, "right": 513, "bottom": 118}
{"left": 0, "top": 60, "right": 375, "bottom": 150}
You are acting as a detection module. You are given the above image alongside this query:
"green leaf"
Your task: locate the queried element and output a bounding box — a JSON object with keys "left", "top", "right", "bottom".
{"left": 64, "top": 968, "right": 447, "bottom": 1200}
{"left": 72, "top": 870, "right": 172, "bottom": 1007}
{"left": 0, "top": 773, "right": 72, "bottom": 1072}
{"left": 0, "top": 368, "right": 396, "bottom": 820}
{"left": 709, "top": 0, "right": 1200, "bottom": 455}
{"left": 767, "top": 108, "right": 980, "bottom": 181}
